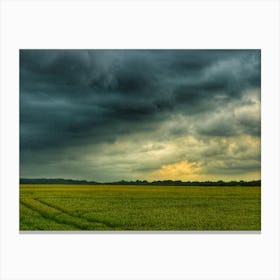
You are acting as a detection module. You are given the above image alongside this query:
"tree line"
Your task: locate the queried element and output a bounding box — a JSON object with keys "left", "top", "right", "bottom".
{"left": 20, "top": 178, "right": 261, "bottom": 186}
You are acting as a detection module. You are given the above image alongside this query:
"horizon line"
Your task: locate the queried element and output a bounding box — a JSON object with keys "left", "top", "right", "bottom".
{"left": 20, "top": 177, "right": 261, "bottom": 184}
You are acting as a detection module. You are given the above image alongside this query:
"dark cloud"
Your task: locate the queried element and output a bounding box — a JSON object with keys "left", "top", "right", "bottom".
{"left": 20, "top": 50, "right": 261, "bottom": 180}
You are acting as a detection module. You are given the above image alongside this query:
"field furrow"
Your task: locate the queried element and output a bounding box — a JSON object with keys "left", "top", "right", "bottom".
{"left": 20, "top": 203, "right": 78, "bottom": 230}
{"left": 21, "top": 198, "right": 113, "bottom": 230}
{"left": 35, "top": 198, "right": 116, "bottom": 230}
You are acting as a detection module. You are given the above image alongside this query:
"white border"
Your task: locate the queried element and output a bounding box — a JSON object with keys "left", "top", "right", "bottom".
{"left": 1, "top": 1, "right": 280, "bottom": 279}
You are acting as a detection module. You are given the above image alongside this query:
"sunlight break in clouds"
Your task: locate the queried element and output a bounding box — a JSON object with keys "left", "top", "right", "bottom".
{"left": 149, "top": 160, "right": 203, "bottom": 181}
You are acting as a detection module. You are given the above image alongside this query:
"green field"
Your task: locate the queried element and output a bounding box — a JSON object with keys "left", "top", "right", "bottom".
{"left": 20, "top": 184, "right": 261, "bottom": 231}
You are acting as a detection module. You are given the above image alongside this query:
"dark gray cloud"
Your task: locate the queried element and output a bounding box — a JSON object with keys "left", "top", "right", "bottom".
{"left": 20, "top": 50, "right": 261, "bottom": 180}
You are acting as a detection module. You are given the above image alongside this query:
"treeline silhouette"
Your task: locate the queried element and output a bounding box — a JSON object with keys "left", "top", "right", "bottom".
{"left": 20, "top": 178, "right": 261, "bottom": 186}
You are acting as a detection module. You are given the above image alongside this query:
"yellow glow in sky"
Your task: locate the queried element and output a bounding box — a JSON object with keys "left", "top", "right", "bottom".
{"left": 148, "top": 160, "right": 203, "bottom": 181}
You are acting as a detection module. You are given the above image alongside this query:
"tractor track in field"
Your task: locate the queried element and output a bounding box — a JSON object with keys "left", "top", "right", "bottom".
{"left": 34, "top": 198, "right": 117, "bottom": 229}
{"left": 20, "top": 200, "right": 81, "bottom": 230}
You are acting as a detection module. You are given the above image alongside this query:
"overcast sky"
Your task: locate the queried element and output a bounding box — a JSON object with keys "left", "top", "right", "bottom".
{"left": 20, "top": 50, "right": 261, "bottom": 182}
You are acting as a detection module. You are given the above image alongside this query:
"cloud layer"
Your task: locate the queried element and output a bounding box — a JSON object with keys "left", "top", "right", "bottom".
{"left": 20, "top": 50, "right": 261, "bottom": 181}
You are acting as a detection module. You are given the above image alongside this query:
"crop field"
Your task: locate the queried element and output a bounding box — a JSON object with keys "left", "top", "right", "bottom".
{"left": 20, "top": 184, "right": 261, "bottom": 231}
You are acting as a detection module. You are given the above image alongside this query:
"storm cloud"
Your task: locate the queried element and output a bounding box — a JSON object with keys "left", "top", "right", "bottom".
{"left": 20, "top": 50, "right": 261, "bottom": 181}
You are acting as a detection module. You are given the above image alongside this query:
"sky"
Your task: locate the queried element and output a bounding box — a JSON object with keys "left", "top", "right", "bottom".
{"left": 20, "top": 50, "right": 261, "bottom": 182}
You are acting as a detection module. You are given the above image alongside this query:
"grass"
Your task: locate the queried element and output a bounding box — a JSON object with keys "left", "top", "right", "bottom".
{"left": 20, "top": 184, "right": 261, "bottom": 231}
